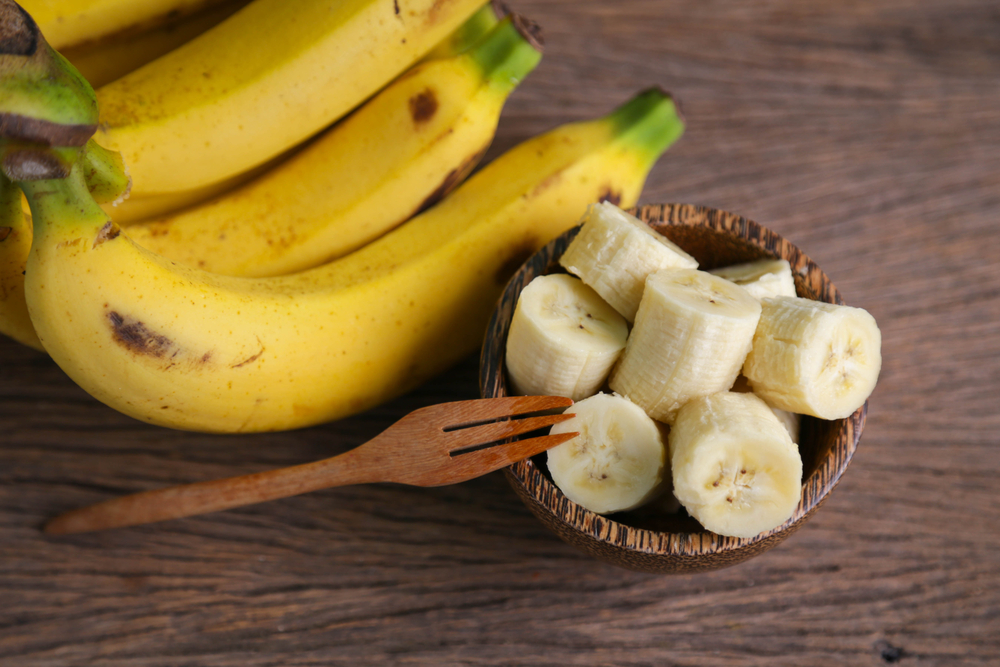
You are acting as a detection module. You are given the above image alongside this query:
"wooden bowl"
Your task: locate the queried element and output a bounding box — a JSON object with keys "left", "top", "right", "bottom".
{"left": 479, "top": 203, "right": 866, "bottom": 574}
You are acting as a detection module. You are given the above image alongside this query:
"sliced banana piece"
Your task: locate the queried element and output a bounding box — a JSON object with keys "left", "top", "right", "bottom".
{"left": 670, "top": 392, "right": 803, "bottom": 538}
{"left": 505, "top": 274, "right": 628, "bottom": 400}
{"left": 559, "top": 201, "right": 697, "bottom": 321}
{"left": 609, "top": 268, "right": 761, "bottom": 423}
{"left": 730, "top": 374, "right": 801, "bottom": 443}
{"left": 709, "top": 258, "right": 797, "bottom": 301}
{"left": 547, "top": 393, "right": 669, "bottom": 515}
{"left": 743, "top": 296, "right": 882, "bottom": 420}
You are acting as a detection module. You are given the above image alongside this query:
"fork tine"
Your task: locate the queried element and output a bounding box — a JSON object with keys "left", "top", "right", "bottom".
{"left": 432, "top": 431, "right": 580, "bottom": 485}
{"left": 426, "top": 395, "right": 573, "bottom": 431}
{"left": 446, "top": 412, "right": 575, "bottom": 452}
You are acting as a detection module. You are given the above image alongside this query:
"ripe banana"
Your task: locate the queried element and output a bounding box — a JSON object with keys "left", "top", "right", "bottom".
{"left": 123, "top": 14, "right": 542, "bottom": 277}
{"left": 547, "top": 392, "right": 669, "bottom": 515}
{"left": 20, "top": 88, "right": 684, "bottom": 433}
{"left": 709, "top": 258, "right": 797, "bottom": 301}
{"left": 609, "top": 268, "right": 761, "bottom": 423}
{"left": 0, "top": 171, "right": 34, "bottom": 347}
{"left": 504, "top": 273, "right": 628, "bottom": 401}
{"left": 0, "top": 9, "right": 527, "bottom": 346}
{"left": 559, "top": 201, "right": 697, "bottom": 321}
{"left": 59, "top": 0, "right": 249, "bottom": 88}
{"left": 0, "top": 139, "right": 129, "bottom": 349}
{"left": 90, "top": 0, "right": 486, "bottom": 220}
{"left": 19, "top": 0, "right": 234, "bottom": 50}
{"left": 742, "top": 295, "right": 882, "bottom": 420}
{"left": 669, "top": 391, "right": 802, "bottom": 538}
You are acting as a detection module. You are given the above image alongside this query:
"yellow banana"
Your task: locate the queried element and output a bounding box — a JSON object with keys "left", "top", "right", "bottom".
{"left": 59, "top": 0, "right": 499, "bottom": 108}
{"left": 0, "top": 6, "right": 516, "bottom": 348}
{"left": 125, "top": 15, "right": 541, "bottom": 277}
{"left": 18, "top": 0, "right": 233, "bottom": 50}
{"left": 0, "top": 172, "right": 34, "bottom": 348}
{"left": 92, "top": 0, "right": 486, "bottom": 221}
{"left": 59, "top": 0, "right": 249, "bottom": 88}
{"left": 0, "top": 139, "right": 129, "bottom": 349}
{"left": 20, "top": 88, "right": 684, "bottom": 433}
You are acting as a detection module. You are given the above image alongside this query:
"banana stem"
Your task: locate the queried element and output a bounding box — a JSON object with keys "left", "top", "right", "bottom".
{"left": 19, "top": 159, "right": 108, "bottom": 237}
{"left": 608, "top": 87, "right": 686, "bottom": 163}
{"left": 420, "top": 0, "right": 506, "bottom": 62}
{"left": 467, "top": 14, "right": 544, "bottom": 94}
{"left": 0, "top": 0, "right": 98, "bottom": 147}
{"left": 79, "top": 139, "right": 131, "bottom": 205}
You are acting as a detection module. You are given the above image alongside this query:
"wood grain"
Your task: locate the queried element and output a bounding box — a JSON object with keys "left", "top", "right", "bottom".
{"left": 3, "top": 0, "right": 999, "bottom": 664}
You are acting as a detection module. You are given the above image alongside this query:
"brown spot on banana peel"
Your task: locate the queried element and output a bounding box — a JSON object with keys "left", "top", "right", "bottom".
{"left": 598, "top": 187, "right": 623, "bottom": 207}
{"left": 414, "top": 143, "right": 490, "bottom": 214}
{"left": 408, "top": 88, "right": 438, "bottom": 124}
{"left": 231, "top": 348, "right": 264, "bottom": 368}
{"left": 0, "top": 0, "right": 38, "bottom": 56}
{"left": 107, "top": 310, "right": 177, "bottom": 359}
{"left": 93, "top": 221, "right": 120, "bottom": 248}
{"left": 0, "top": 226, "right": 10, "bottom": 242}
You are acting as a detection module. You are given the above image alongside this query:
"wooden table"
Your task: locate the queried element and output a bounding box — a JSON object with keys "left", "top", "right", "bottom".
{"left": 3, "top": 0, "right": 998, "bottom": 664}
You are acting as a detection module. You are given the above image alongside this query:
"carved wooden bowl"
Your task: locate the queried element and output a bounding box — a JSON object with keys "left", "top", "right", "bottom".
{"left": 479, "top": 203, "right": 866, "bottom": 573}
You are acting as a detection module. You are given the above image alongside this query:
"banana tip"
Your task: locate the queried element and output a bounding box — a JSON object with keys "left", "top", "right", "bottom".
{"left": 510, "top": 13, "right": 544, "bottom": 53}
{"left": 0, "top": 0, "right": 39, "bottom": 57}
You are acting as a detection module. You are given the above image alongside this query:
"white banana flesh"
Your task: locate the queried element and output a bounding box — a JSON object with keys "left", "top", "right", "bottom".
{"left": 730, "top": 374, "right": 800, "bottom": 443}
{"left": 743, "top": 296, "right": 882, "bottom": 420}
{"left": 670, "top": 391, "right": 803, "bottom": 538}
{"left": 709, "top": 258, "right": 797, "bottom": 301}
{"left": 559, "top": 201, "right": 697, "bottom": 321}
{"left": 505, "top": 274, "right": 628, "bottom": 401}
{"left": 609, "top": 269, "right": 761, "bottom": 423}
{"left": 547, "top": 393, "right": 669, "bottom": 515}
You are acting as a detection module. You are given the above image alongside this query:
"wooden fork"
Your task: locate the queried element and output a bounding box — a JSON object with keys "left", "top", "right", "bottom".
{"left": 43, "top": 396, "right": 576, "bottom": 535}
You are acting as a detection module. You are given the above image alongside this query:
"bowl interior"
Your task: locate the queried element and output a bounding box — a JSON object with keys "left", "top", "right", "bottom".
{"left": 480, "top": 203, "right": 865, "bottom": 572}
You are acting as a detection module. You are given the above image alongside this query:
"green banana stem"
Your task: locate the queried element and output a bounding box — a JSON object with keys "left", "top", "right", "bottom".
{"left": 0, "top": 139, "right": 81, "bottom": 180}
{"left": 420, "top": 0, "right": 506, "bottom": 61}
{"left": 608, "top": 87, "right": 686, "bottom": 165}
{"left": 20, "top": 158, "right": 106, "bottom": 238}
{"left": 468, "top": 14, "right": 543, "bottom": 94}
{"left": 79, "top": 139, "right": 131, "bottom": 205}
{"left": 0, "top": 0, "right": 98, "bottom": 150}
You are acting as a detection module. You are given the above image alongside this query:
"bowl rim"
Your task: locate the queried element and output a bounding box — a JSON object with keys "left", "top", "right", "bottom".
{"left": 479, "top": 202, "right": 866, "bottom": 563}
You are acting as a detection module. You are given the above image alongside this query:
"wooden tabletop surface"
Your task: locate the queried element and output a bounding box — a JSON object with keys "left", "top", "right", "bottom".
{"left": 3, "top": 0, "right": 999, "bottom": 664}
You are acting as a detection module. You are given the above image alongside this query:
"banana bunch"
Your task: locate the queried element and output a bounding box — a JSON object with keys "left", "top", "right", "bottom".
{"left": 90, "top": 0, "right": 490, "bottom": 221}
{"left": 11, "top": 75, "right": 684, "bottom": 433}
{"left": 504, "top": 202, "right": 882, "bottom": 538}
{"left": 0, "top": 2, "right": 523, "bottom": 344}
{"left": 3, "top": 0, "right": 687, "bottom": 438}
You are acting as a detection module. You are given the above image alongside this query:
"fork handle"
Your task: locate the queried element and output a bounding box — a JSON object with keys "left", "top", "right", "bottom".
{"left": 44, "top": 446, "right": 383, "bottom": 535}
